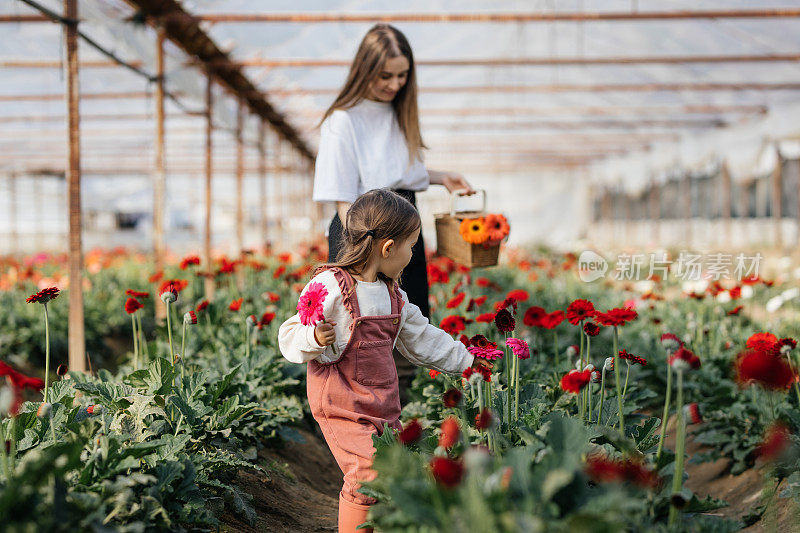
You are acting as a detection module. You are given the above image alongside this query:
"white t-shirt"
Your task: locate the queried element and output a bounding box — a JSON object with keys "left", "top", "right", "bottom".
{"left": 312, "top": 99, "right": 430, "bottom": 204}
{"left": 277, "top": 270, "right": 473, "bottom": 375}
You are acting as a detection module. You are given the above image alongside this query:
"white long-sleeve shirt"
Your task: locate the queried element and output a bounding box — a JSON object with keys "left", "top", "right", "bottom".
{"left": 278, "top": 270, "right": 474, "bottom": 375}
{"left": 312, "top": 99, "right": 429, "bottom": 205}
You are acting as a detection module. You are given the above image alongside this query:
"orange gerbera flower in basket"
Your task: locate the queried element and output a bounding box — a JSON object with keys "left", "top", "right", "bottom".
{"left": 459, "top": 218, "right": 488, "bottom": 244}
{"left": 484, "top": 213, "right": 510, "bottom": 242}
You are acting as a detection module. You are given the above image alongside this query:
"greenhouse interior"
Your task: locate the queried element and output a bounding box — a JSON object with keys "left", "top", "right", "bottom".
{"left": 2, "top": 1, "right": 800, "bottom": 531}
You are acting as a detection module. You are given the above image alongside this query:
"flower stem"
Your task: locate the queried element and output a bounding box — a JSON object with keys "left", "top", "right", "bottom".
{"left": 553, "top": 330, "right": 559, "bottom": 367}
{"left": 49, "top": 410, "right": 57, "bottom": 443}
{"left": 137, "top": 313, "right": 149, "bottom": 365}
{"left": 513, "top": 353, "right": 520, "bottom": 422}
{"left": 131, "top": 313, "right": 139, "bottom": 370}
{"left": 598, "top": 367, "right": 606, "bottom": 425}
{"left": 656, "top": 364, "right": 673, "bottom": 461}
{"left": 43, "top": 304, "right": 51, "bottom": 403}
{"left": 0, "top": 421, "right": 9, "bottom": 480}
{"left": 165, "top": 301, "right": 175, "bottom": 359}
{"left": 180, "top": 321, "right": 187, "bottom": 382}
{"left": 504, "top": 333, "right": 511, "bottom": 426}
{"left": 613, "top": 327, "right": 624, "bottom": 432}
{"left": 245, "top": 322, "right": 251, "bottom": 359}
{"left": 622, "top": 364, "right": 631, "bottom": 400}
{"left": 668, "top": 370, "right": 686, "bottom": 527}
{"left": 585, "top": 335, "right": 592, "bottom": 421}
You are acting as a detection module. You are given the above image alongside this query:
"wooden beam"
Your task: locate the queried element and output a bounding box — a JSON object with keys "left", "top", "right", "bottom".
{"left": 194, "top": 9, "right": 800, "bottom": 23}
{"left": 228, "top": 54, "right": 800, "bottom": 68}
{"left": 270, "top": 82, "right": 800, "bottom": 96}
{"left": 153, "top": 26, "right": 167, "bottom": 322}
{"left": 0, "top": 14, "right": 50, "bottom": 22}
{"left": 65, "top": 0, "right": 86, "bottom": 373}
{"left": 417, "top": 118, "right": 727, "bottom": 130}
{"left": 124, "top": 0, "right": 313, "bottom": 161}
{"left": 0, "top": 59, "right": 144, "bottom": 68}
{"left": 203, "top": 75, "right": 214, "bottom": 299}
{"left": 0, "top": 91, "right": 164, "bottom": 102}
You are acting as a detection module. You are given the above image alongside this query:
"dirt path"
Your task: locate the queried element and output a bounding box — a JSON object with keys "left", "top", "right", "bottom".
{"left": 666, "top": 417, "right": 799, "bottom": 531}
{"left": 221, "top": 423, "right": 340, "bottom": 533}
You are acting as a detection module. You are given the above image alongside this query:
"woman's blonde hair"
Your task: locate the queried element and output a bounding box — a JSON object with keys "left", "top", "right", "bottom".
{"left": 314, "top": 189, "right": 421, "bottom": 282}
{"left": 320, "top": 24, "right": 425, "bottom": 164}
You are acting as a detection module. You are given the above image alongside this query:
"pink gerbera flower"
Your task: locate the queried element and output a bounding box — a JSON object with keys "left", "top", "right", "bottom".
{"left": 506, "top": 338, "right": 530, "bottom": 359}
{"left": 297, "top": 282, "right": 328, "bottom": 326}
{"left": 468, "top": 346, "right": 505, "bottom": 360}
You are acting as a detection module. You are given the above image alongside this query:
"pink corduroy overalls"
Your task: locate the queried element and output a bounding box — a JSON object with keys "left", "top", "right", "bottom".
{"left": 307, "top": 266, "right": 405, "bottom": 505}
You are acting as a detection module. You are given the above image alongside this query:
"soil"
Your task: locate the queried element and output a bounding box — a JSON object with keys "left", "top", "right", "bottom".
{"left": 664, "top": 416, "right": 799, "bottom": 532}
{"left": 221, "top": 420, "right": 340, "bottom": 533}
{"left": 220, "top": 415, "right": 798, "bottom": 532}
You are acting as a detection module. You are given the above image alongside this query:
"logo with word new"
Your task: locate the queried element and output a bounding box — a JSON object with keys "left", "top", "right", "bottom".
{"left": 578, "top": 251, "right": 608, "bottom": 282}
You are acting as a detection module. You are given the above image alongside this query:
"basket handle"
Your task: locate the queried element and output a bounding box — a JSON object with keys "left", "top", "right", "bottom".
{"left": 449, "top": 189, "right": 486, "bottom": 216}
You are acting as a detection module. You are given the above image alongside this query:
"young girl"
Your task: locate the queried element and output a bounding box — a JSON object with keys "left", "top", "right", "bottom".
{"left": 278, "top": 189, "right": 488, "bottom": 533}
{"left": 312, "top": 23, "right": 476, "bottom": 404}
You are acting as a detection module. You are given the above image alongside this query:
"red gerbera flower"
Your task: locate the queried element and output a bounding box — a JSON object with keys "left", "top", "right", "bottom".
{"left": 583, "top": 322, "right": 601, "bottom": 336}
{"left": 125, "top": 289, "right": 150, "bottom": 299}
{"left": 566, "top": 299, "right": 595, "bottom": 325}
{"left": 735, "top": 348, "right": 795, "bottom": 390}
{"left": 459, "top": 335, "right": 470, "bottom": 347}
{"left": 475, "top": 313, "right": 496, "bottom": 323}
{"left": 159, "top": 279, "right": 188, "bottom": 296}
{"left": 196, "top": 300, "right": 209, "bottom": 313}
{"left": 494, "top": 309, "right": 516, "bottom": 332}
{"left": 0, "top": 361, "right": 45, "bottom": 416}
{"left": 430, "top": 457, "right": 464, "bottom": 487}
{"left": 756, "top": 422, "right": 792, "bottom": 461}
{"left": 124, "top": 297, "right": 143, "bottom": 314}
{"left": 538, "top": 310, "right": 564, "bottom": 330}
{"left": 438, "top": 417, "right": 460, "bottom": 448}
{"left": 469, "top": 335, "right": 497, "bottom": 350}
{"left": 476, "top": 277, "right": 491, "bottom": 288}
{"left": 746, "top": 332, "right": 779, "bottom": 352}
{"left": 179, "top": 255, "right": 201, "bottom": 270}
{"left": 660, "top": 333, "right": 683, "bottom": 352}
{"left": 685, "top": 403, "right": 703, "bottom": 424}
{"left": 259, "top": 312, "right": 276, "bottom": 327}
{"left": 594, "top": 307, "right": 638, "bottom": 327}
{"left": 669, "top": 347, "right": 701, "bottom": 372}
{"left": 398, "top": 419, "right": 423, "bottom": 445}
{"left": 443, "top": 388, "right": 463, "bottom": 408}
{"left": 446, "top": 292, "right": 466, "bottom": 309}
{"left": 523, "top": 306, "right": 546, "bottom": 327}
{"left": 475, "top": 408, "right": 493, "bottom": 430}
{"left": 506, "top": 289, "right": 529, "bottom": 302}
{"left": 273, "top": 265, "right": 286, "bottom": 279}
{"left": 265, "top": 291, "right": 281, "bottom": 303}
{"left": 440, "top": 315, "right": 467, "bottom": 335}
{"left": 26, "top": 287, "right": 60, "bottom": 304}
{"left": 728, "top": 305, "right": 744, "bottom": 316}
{"left": 429, "top": 369, "right": 441, "bottom": 379}
{"left": 148, "top": 271, "right": 163, "bottom": 283}
{"left": 585, "top": 456, "right": 659, "bottom": 489}
{"left": 228, "top": 298, "right": 243, "bottom": 312}
{"left": 560, "top": 369, "right": 592, "bottom": 393}
{"left": 618, "top": 349, "right": 647, "bottom": 366}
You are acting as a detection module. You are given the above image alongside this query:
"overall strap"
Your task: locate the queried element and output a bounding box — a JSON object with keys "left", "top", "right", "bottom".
{"left": 386, "top": 279, "right": 405, "bottom": 316}
{"left": 321, "top": 266, "right": 362, "bottom": 324}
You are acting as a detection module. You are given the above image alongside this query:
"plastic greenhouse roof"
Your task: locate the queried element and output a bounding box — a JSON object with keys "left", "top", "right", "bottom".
{"left": 3, "top": 0, "right": 800, "bottom": 193}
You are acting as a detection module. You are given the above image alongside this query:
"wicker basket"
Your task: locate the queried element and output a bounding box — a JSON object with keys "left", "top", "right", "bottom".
{"left": 434, "top": 189, "right": 500, "bottom": 268}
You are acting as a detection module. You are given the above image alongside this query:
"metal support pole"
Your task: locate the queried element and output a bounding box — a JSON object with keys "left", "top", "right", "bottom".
{"left": 772, "top": 146, "right": 783, "bottom": 248}
{"left": 258, "top": 120, "right": 267, "bottom": 250}
{"left": 8, "top": 174, "right": 18, "bottom": 254}
{"left": 721, "top": 162, "right": 732, "bottom": 245}
{"left": 682, "top": 171, "right": 692, "bottom": 247}
{"left": 65, "top": 0, "right": 86, "bottom": 373}
{"left": 154, "top": 26, "right": 167, "bottom": 321}
{"left": 204, "top": 74, "right": 214, "bottom": 298}
{"left": 235, "top": 99, "right": 245, "bottom": 290}
{"left": 649, "top": 176, "right": 659, "bottom": 244}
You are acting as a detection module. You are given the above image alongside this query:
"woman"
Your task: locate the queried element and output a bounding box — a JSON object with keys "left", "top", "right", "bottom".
{"left": 312, "top": 24, "right": 474, "bottom": 402}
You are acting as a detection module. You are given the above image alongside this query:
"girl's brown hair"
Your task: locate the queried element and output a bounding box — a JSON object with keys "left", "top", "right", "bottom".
{"left": 320, "top": 24, "right": 425, "bottom": 164}
{"left": 314, "top": 189, "right": 421, "bottom": 282}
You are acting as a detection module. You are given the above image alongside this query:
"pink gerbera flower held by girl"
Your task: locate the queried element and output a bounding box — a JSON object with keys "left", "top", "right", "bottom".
{"left": 278, "top": 189, "right": 491, "bottom": 533}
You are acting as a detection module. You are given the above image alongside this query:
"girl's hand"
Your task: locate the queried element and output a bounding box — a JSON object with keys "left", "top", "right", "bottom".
{"left": 471, "top": 358, "right": 493, "bottom": 372}
{"left": 314, "top": 321, "right": 337, "bottom": 347}
{"left": 441, "top": 172, "right": 476, "bottom": 196}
